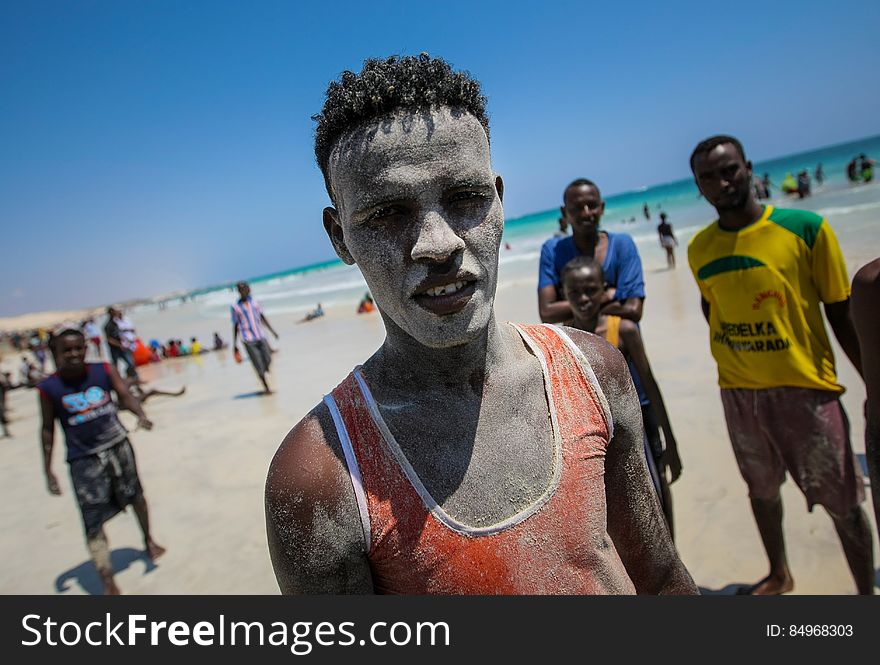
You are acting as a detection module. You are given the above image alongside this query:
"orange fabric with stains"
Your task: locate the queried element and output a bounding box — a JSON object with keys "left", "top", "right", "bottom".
{"left": 331, "top": 324, "right": 636, "bottom": 594}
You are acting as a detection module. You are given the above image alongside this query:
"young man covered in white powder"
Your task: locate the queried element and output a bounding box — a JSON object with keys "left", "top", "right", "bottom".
{"left": 265, "top": 55, "right": 697, "bottom": 595}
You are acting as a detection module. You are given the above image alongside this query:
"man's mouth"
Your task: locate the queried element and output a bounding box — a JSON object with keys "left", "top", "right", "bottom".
{"left": 412, "top": 276, "right": 478, "bottom": 316}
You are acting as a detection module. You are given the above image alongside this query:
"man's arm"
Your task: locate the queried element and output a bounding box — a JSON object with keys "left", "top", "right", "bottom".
{"left": 260, "top": 313, "right": 280, "bottom": 339}
{"left": 231, "top": 309, "right": 240, "bottom": 354}
{"left": 824, "top": 299, "right": 862, "bottom": 377}
{"left": 38, "top": 392, "right": 61, "bottom": 495}
{"left": 538, "top": 284, "right": 573, "bottom": 323}
{"left": 564, "top": 328, "right": 698, "bottom": 594}
{"left": 852, "top": 259, "right": 880, "bottom": 529}
{"left": 604, "top": 236, "right": 645, "bottom": 323}
{"left": 266, "top": 403, "right": 373, "bottom": 594}
{"left": 107, "top": 364, "right": 152, "bottom": 430}
{"left": 599, "top": 297, "right": 644, "bottom": 322}
{"left": 619, "top": 321, "right": 682, "bottom": 482}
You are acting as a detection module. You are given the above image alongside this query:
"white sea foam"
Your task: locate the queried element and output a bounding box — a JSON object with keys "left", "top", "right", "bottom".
{"left": 817, "top": 201, "right": 880, "bottom": 217}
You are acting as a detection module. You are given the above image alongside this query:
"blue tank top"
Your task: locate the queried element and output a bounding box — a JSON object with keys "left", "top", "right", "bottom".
{"left": 38, "top": 363, "right": 128, "bottom": 461}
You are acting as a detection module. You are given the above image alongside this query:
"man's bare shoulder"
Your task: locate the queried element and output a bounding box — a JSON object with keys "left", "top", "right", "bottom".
{"left": 266, "top": 402, "right": 345, "bottom": 509}
{"left": 557, "top": 325, "right": 631, "bottom": 395}
{"left": 854, "top": 258, "right": 880, "bottom": 294}
{"left": 266, "top": 401, "right": 372, "bottom": 594}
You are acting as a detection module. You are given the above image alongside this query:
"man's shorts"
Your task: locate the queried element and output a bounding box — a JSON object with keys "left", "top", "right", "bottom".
{"left": 69, "top": 438, "right": 144, "bottom": 537}
{"left": 244, "top": 338, "right": 272, "bottom": 377}
{"left": 720, "top": 387, "right": 864, "bottom": 516}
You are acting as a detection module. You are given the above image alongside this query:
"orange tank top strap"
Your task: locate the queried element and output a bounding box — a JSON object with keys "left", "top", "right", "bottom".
{"left": 604, "top": 315, "right": 621, "bottom": 349}
{"left": 321, "top": 323, "right": 634, "bottom": 595}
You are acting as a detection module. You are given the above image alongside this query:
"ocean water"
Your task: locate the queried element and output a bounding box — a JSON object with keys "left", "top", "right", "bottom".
{"left": 135, "top": 134, "right": 880, "bottom": 326}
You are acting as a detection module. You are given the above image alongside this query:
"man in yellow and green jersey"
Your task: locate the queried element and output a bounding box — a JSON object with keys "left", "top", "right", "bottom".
{"left": 688, "top": 135, "right": 873, "bottom": 596}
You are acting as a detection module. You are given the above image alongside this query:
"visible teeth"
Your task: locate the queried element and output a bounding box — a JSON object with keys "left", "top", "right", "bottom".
{"left": 425, "top": 281, "right": 466, "bottom": 297}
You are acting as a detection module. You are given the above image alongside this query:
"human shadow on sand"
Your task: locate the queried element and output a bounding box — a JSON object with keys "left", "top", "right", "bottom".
{"left": 698, "top": 584, "right": 754, "bottom": 595}
{"left": 233, "top": 391, "right": 271, "bottom": 399}
{"left": 701, "top": 571, "right": 880, "bottom": 594}
{"left": 55, "top": 548, "right": 157, "bottom": 595}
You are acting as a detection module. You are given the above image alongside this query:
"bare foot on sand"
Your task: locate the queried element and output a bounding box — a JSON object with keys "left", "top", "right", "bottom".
{"left": 736, "top": 574, "right": 794, "bottom": 595}
{"left": 146, "top": 540, "right": 167, "bottom": 561}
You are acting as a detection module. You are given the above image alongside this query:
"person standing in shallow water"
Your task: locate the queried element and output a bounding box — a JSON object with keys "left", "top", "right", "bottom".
{"left": 38, "top": 329, "right": 165, "bottom": 595}
{"left": 657, "top": 212, "right": 678, "bottom": 269}
{"left": 265, "top": 54, "right": 697, "bottom": 595}
{"left": 687, "top": 135, "right": 873, "bottom": 595}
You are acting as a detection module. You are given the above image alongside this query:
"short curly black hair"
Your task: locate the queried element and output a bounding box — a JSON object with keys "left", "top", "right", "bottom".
{"left": 313, "top": 54, "right": 490, "bottom": 201}
{"left": 689, "top": 135, "right": 746, "bottom": 171}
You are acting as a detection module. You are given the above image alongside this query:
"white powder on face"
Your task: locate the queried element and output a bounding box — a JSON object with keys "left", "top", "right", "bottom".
{"left": 326, "top": 107, "right": 504, "bottom": 350}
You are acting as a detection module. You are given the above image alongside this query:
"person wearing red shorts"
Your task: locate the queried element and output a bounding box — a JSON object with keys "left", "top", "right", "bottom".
{"left": 688, "top": 135, "right": 873, "bottom": 595}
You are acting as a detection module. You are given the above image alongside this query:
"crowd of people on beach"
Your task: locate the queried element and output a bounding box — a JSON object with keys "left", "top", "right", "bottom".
{"left": 4, "top": 54, "right": 879, "bottom": 597}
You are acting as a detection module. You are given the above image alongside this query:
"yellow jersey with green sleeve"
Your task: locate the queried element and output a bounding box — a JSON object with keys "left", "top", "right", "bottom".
{"left": 687, "top": 205, "right": 849, "bottom": 392}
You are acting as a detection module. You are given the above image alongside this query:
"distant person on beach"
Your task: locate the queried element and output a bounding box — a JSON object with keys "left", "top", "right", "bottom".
{"left": 357, "top": 293, "right": 375, "bottom": 314}
{"left": 299, "top": 303, "right": 325, "bottom": 323}
{"left": 562, "top": 256, "right": 682, "bottom": 537}
{"left": 762, "top": 172, "right": 773, "bottom": 197}
{"left": 0, "top": 371, "right": 12, "bottom": 437}
{"left": 847, "top": 158, "right": 860, "bottom": 182}
{"left": 231, "top": 281, "right": 279, "bottom": 395}
{"left": 266, "top": 54, "right": 696, "bottom": 595}
{"left": 643, "top": 202, "right": 651, "bottom": 220}
{"left": 860, "top": 154, "right": 875, "bottom": 183}
{"left": 212, "top": 332, "right": 227, "bottom": 350}
{"left": 553, "top": 216, "right": 568, "bottom": 238}
{"left": 104, "top": 307, "right": 138, "bottom": 379}
{"left": 780, "top": 172, "right": 798, "bottom": 195}
{"left": 852, "top": 258, "right": 880, "bottom": 537}
{"left": 124, "top": 375, "right": 186, "bottom": 403}
{"left": 38, "top": 329, "right": 165, "bottom": 595}
{"left": 796, "top": 170, "right": 811, "bottom": 198}
{"left": 82, "top": 318, "right": 102, "bottom": 357}
{"left": 753, "top": 175, "right": 769, "bottom": 200}
{"left": 688, "top": 134, "right": 873, "bottom": 595}
{"left": 815, "top": 163, "right": 824, "bottom": 186}
{"left": 19, "top": 356, "right": 42, "bottom": 387}
{"left": 538, "top": 180, "right": 645, "bottom": 324}
{"left": 657, "top": 212, "right": 678, "bottom": 268}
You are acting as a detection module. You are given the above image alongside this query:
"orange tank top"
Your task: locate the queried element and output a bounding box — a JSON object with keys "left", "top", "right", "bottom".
{"left": 324, "top": 323, "right": 636, "bottom": 595}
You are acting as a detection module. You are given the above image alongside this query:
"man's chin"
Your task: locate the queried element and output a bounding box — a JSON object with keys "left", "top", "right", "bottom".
{"left": 401, "top": 304, "right": 493, "bottom": 350}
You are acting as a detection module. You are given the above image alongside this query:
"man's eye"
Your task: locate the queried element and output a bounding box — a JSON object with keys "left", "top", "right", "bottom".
{"left": 450, "top": 191, "right": 487, "bottom": 204}
{"left": 366, "top": 206, "right": 406, "bottom": 222}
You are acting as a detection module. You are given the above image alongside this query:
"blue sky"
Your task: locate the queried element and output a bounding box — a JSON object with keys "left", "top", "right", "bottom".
{"left": 2, "top": 0, "right": 878, "bottom": 315}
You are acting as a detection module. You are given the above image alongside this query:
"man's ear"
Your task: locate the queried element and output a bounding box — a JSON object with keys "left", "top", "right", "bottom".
{"left": 323, "top": 207, "right": 355, "bottom": 265}
{"left": 495, "top": 175, "right": 504, "bottom": 203}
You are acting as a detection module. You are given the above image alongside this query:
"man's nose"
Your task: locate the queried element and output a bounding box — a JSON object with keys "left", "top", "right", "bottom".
{"left": 411, "top": 207, "right": 465, "bottom": 263}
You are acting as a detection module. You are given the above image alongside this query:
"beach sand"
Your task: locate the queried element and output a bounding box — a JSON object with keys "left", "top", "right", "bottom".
{"left": 1, "top": 204, "right": 878, "bottom": 595}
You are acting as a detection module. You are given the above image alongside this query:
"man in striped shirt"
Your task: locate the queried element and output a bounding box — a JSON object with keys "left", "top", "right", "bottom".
{"left": 231, "top": 282, "right": 279, "bottom": 394}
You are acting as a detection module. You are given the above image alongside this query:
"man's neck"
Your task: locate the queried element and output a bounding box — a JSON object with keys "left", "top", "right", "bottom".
{"left": 717, "top": 198, "right": 765, "bottom": 231}
{"left": 58, "top": 367, "right": 87, "bottom": 382}
{"left": 571, "top": 312, "right": 603, "bottom": 335}
{"left": 368, "top": 315, "right": 512, "bottom": 395}
{"left": 573, "top": 229, "right": 604, "bottom": 257}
